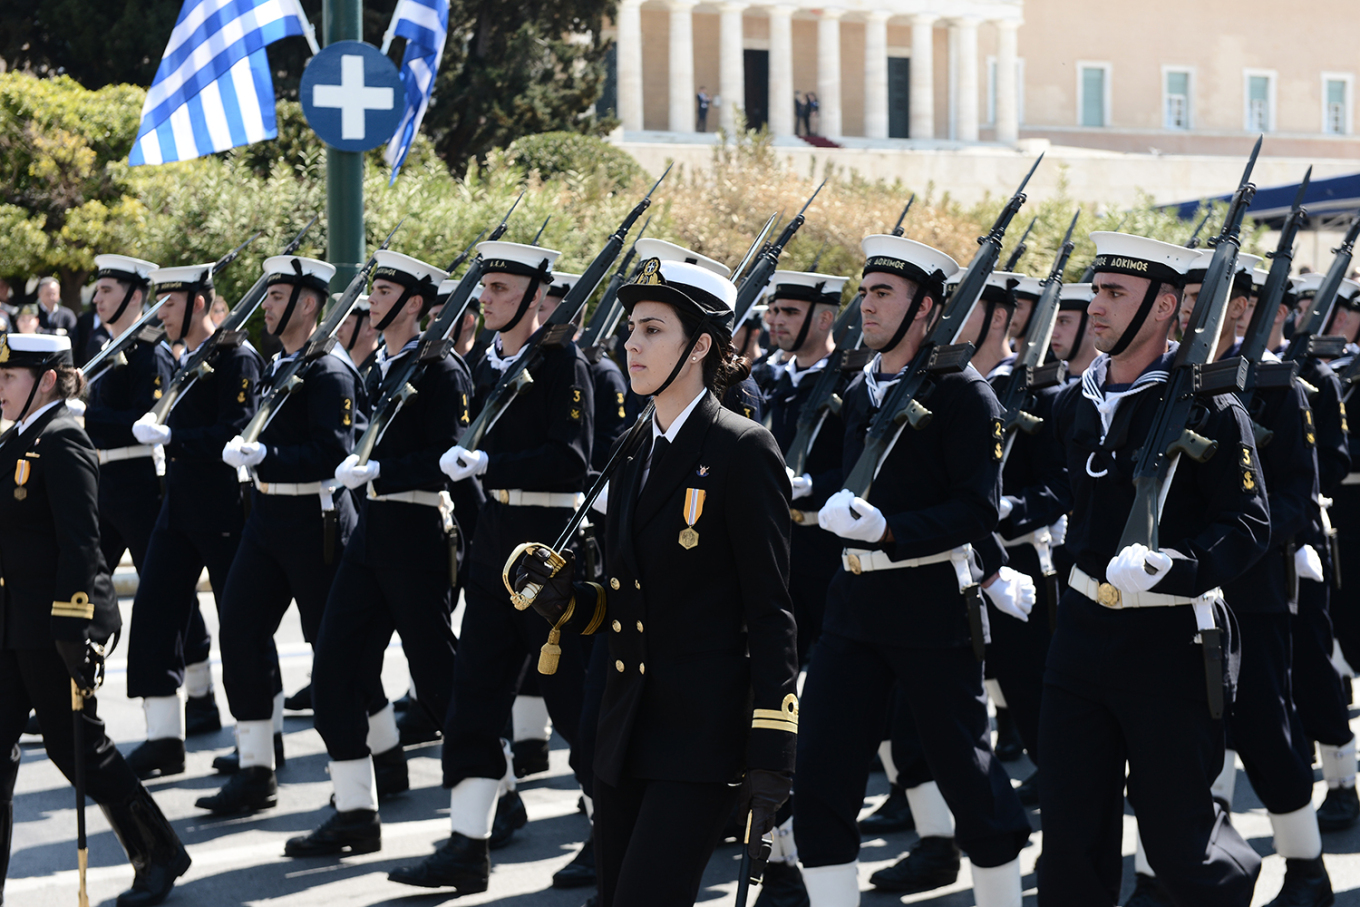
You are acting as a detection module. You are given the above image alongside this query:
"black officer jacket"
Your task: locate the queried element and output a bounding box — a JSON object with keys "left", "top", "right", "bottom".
{"left": 589, "top": 354, "right": 630, "bottom": 473}
{"left": 0, "top": 404, "right": 118, "bottom": 649}
{"left": 569, "top": 392, "right": 798, "bottom": 787}
{"left": 255, "top": 349, "right": 368, "bottom": 484}
{"left": 165, "top": 341, "right": 263, "bottom": 532}
{"left": 823, "top": 364, "right": 1005, "bottom": 648}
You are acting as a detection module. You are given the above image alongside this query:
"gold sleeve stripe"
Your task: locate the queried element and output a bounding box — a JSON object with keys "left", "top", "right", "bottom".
{"left": 752, "top": 693, "right": 800, "bottom": 732}
{"left": 53, "top": 592, "right": 93, "bottom": 620}
{"left": 581, "top": 583, "right": 608, "bottom": 635}
{"left": 752, "top": 718, "right": 798, "bottom": 733}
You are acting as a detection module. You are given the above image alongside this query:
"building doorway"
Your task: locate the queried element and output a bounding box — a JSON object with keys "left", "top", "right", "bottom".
{"left": 888, "top": 57, "right": 911, "bottom": 138}
{"left": 744, "top": 49, "right": 769, "bottom": 130}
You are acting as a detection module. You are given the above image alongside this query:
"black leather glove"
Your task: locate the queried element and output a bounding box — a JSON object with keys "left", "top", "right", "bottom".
{"left": 54, "top": 637, "right": 102, "bottom": 695}
{"left": 738, "top": 768, "right": 793, "bottom": 858}
{"left": 513, "top": 547, "right": 577, "bottom": 624}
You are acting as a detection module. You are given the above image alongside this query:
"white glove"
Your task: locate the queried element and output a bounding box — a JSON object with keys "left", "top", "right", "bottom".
{"left": 818, "top": 489, "right": 888, "bottom": 543}
{"left": 132, "top": 413, "right": 171, "bottom": 446}
{"left": 591, "top": 482, "right": 610, "bottom": 515}
{"left": 997, "top": 495, "right": 1017, "bottom": 521}
{"left": 786, "top": 468, "right": 814, "bottom": 501}
{"left": 1296, "top": 544, "right": 1325, "bottom": 583}
{"left": 335, "top": 454, "right": 380, "bottom": 490}
{"left": 1049, "top": 514, "right": 1068, "bottom": 548}
{"left": 1105, "top": 543, "right": 1173, "bottom": 595}
{"left": 439, "top": 445, "right": 489, "bottom": 482}
{"left": 222, "top": 437, "right": 248, "bottom": 468}
{"left": 983, "top": 566, "right": 1036, "bottom": 622}
{"left": 65, "top": 398, "right": 87, "bottom": 417}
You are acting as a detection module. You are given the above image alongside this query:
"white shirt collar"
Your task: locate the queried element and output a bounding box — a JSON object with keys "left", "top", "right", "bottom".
{"left": 18, "top": 400, "right": 63, "bottom": 436}
{"left": 377, "top": 338, "right": 419, "bottom": 379}
{"left": 652, "top": 388, "right": 708, "bottom": 445}
{"left": 781, "top": 356, "right": 829, "bottom": 389}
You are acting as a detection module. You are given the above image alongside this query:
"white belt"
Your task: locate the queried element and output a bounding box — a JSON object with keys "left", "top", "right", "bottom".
{"left": 842, "top": 547, "right": 955, "bottom": 575}
{"left": 1343, "top": 474, "right": 1360, "bottom": 486}
{"left": 97, "top": 445, "right": 153, "bottom": 464}
{"left": 998, "top": 526, "right": 1057, "bottom": 576}
{"left": 1070, "top": 566, "right": 1220, "bottom": 611}
{"left": 790, "top": 507, "right": 821, "bottom": 526}
{"left": 254, "top": 479, "right": 323, "bottom": 496}
{"left": 367, "top": 481, "right": 446, "bottom": 509}
{"left": 487, "top": 488, "right": 584, "bottom": 509}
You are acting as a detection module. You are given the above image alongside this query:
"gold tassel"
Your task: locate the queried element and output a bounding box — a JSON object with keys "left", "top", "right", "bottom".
{"left": 537, "top": 597, "right": 576, "bottom": 675}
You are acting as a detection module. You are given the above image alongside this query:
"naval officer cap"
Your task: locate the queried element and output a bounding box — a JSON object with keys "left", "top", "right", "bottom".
{"left": 149, "top": 263, "right": 216, "bottom": 294}
{"left": 372, "top": 250, "right": 445, "bottom": 295}
{"left": 633, "top": 239, "right": 732, "bottom": 278}
{"left": 1059, "top": 282, "right": 1094, "bottom": 310}
{"left": 476, "top": 241, "right": 559, "bottom": 283}
{"left": 1089, "top": 232, "right": 1201, "bottom": 286}
{"left": 0, "top": 332, "right": 73, "bottom": 369}
{"left": 619, "top": 258, "right": 738, "bottom": 338}
{"left": 94, "top": 254, "right": 157, "bottom": 287}
{"left": 547, "top": 272, "right": 581, "bottom": 300}
{"left": 770, "top": 270, "right": 847, "bottom": 307}
{"left": 860, "top": 234, "right": 960, "bottom": 293}
{"left": 263, "top": 255, "right": 336, "bottom": 295}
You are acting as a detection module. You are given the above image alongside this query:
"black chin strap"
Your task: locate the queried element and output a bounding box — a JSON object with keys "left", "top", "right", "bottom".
{"left": 498, "top": 271, "right": 545, "bottom": 335}
{"left": 1107, "top": 280, "right": 1165, "bottom": 357}
{"left": 653, "top": 318, "right": 713, "bottom": 400}
{"left": 374, "top": 279, "right": 433, "bottom": 332}
{"left": 1072, "top": 310, "right": 1090, "bottom": 359}
{"left": 174, "top": 285, "right": 203, "bottom": 343}
{"left": 877, "top": 282, "right": 929, "bottom": 354}
{"left": 347, "top": 310, "right": 369, "bottom": 352}
{"left": 789, "top": 292, "right": 824, "bottom": 354}
{"left": 270, "top": 262, "right": 307, "bottom": 337}
{"left": 15, "top": 363, "right": 57, "bottom": 424}
{"left": 110, "top": 283, "right": 140, "bottom": 325}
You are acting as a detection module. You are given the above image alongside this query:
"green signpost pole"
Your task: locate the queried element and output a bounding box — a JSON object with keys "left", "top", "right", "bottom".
{"left": 324, "top": 0, "right": 365, "bottom": 290}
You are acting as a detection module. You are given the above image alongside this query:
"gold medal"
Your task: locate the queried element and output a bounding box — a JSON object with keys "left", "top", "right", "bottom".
{"left": 13, "top": 487, "right": 26, "bottom": 501}
{"left": 679, "top": 488, "right": 706, "bottom": 549}
{"left": 679, "top": 527, "right": 699, "bottom": 549}
{"left": 13, "top": 459, "right": 30, "bottom": 501}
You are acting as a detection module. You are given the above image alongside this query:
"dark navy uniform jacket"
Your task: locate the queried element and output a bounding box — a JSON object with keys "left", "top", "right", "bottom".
{"left": 1289, "top": 355, "right": 1351, "bottom": 575}
{"left": 255, "top": 349, "right": 368, "bottom": 485}
{"left": 0, "top": 404, "right": 119, "bottom": 650}
{"left": 824, "top": 361, "right": 1005, "bottom": 649}
{"left": 987, "top": 359, "right": 1069, "bottom": 541}
{"left": 589, "top": 354, "right": 630, "bottom": 473}
{"left": 84, "top": 338, "right": 177, "bottom": 503}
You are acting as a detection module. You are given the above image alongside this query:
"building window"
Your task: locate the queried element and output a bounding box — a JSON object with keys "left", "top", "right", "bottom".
{"left": 987, "top": 57, "right": 1026, "bottom": 126}
{"left": 1244, "top": 70, "right": 1276, "bottom": 132}
{"left": 1164, "top": 68, "right": 1191, "bottom": 130}
{"left": 1077, "top": 63, "right": 1110, "bottom": 127}
{"left": 1323, "top": 74, "right": 1352, "bottom": 135}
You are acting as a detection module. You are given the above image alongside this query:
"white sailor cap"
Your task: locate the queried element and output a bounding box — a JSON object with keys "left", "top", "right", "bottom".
{"left": 148, "top": 263, "right": 216, "bottom": 293}
{"left": 476, "top": 241, "right": 559, "bottom": 282}
{"left": 372, "top": 251, "right": 444, "bottom": 295}
{"left": 1338, "top": 278, "right": 1360, "bottom": 310}
{"left": 980, "top": 271, "right": 1029, "bottom": 306}
{"left": 1012, "top": 276, "right": 1044, "bottom": 300}
{"left": 332, "top": 293, "right": 371, "bottom": 313}
{"left": 1295, "top": 273, "right": 1325, "bottom": 297}
{"left": 93, "top": 254, "right": 157, "bottom": 286}
{"left": 1252, "top": 268, "right": 1270, "bottom": 289}
{"left": 770, "top": 270, "right": 847, "bottom": 306}
{"left": 436, "top": 278, "right": 457, "bottom": 298}
{"left": 1089, "top": 232, "right": 1201, "bottom": 285}
{"left": 860, "top": 234, "right": 960, "bottom": 289}
{"left": 1233, "top": 252, "right": 1263, "bottom": 275}
{"left": 618, "top": 258, "right": 738, "bottom": 336}
{"left": 263, "top": 255, "right": 336, "bottom": 294}
{"left": 1059, "top": 282, "right": 1094, "bottom": 310}
{"left": 0, "top": 332, "right": 73, "bottom": 368}
{"left": 547, "top": 272, "right": 581, "bottom": 299}
{"left": 633, "top": 239, "right": 731, "bottom": 278}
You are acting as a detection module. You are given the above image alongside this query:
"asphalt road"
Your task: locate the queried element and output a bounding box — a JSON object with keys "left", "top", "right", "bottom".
{"left": 9, "top": 590, "right": 1360, "bottom": 906}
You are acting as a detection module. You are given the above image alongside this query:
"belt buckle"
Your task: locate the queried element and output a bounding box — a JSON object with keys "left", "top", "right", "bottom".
{"left": 258, "top": 481, "right": 270, "bottom": 494}
{"left": 846, "top": 553, "right": 862, "bottom": 575}
{"left": 1096, "top": 582, "right": 1123, "bottom": 609}
{"left": 497, "top": 489, "right": 510, "bottom": 505}
{"left": 790, "top": 508, "right": 805, "bottom": 525}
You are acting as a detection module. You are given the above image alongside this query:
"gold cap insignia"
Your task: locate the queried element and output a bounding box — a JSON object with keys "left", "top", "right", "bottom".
{"left": 0, "top": 335, "right": 8, "bottom": 363}
{"left": 635, "top": 258, "right": 664, "bottom": 286}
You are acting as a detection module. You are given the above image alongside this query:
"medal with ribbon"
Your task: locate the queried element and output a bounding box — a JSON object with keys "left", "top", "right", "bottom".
{"left": 13, "top": 459, "right": 30, "bottom": 501}
{"left": 679, "top": 487, "right": 706, "bottom": 549}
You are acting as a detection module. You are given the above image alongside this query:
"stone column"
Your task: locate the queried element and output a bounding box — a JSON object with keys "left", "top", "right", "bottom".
{"left": 767, "top": 4, "right": 796, "bottom": 137}
{"left": 994, "top": 19, "right": 1020, "bottom": 144}
{"left": 951, "top": 17, "right": 980, "bottom": 142}
{"left": 816, "top": 8, "right": 844, "bottom": 138}
{"left": 667, "top": 0, "right": 698, "bottom": 132}
{"left": 718, "top": 2, "right": 747, "bottom": 132}
{"left": 909, "top": 13, "right": 936, "bottom": 139}
{"left": 617, "top": 0, "right": 644, "bottom": 131}
{"left": 863, "top": 10, "right": 890, "bottom": 139}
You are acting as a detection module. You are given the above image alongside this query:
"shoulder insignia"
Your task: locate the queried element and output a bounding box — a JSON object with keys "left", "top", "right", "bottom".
{"left": 1239, "top": 443, "right": 1258, "bottom": 493}
{"left": 569, "top": 385, "right": 583, "bottom": 422}
{"left": 743, "top": 406, "right": 753, "bottom": 419}
{"left": 1303, "top": 407, "right": 1316, "bottom": 447}
{"left": 616, "top": 391, "right": 626, "bottom": 419}
{"left": 237, "top": 376, "right": 250, "bottom": 404}
{"left": 462, "top": 393, "right": 470, "bottom": 425}
{"left": 153, "top": 375, "right": 163, "bottom": 399}
{"left": 991, "top": 418, "right": 1005, "bottom": 461}
{"left": 1341, "top": 401, "right": 1349, "bottom": 435}
{"left": 341, "top": 397, "right": 353, "bottom": 427}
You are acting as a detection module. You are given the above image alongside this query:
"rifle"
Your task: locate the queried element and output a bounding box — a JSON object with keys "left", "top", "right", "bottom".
{"left": 783, "top": 297, "right": 864, "bottom": 476}
{"left": 733, "top": 182, "right": 826, "bottom": 324}
{"left": 82, "top": 294, "right": 172, "bottom": 385}
{"left": 1284, "top": 214, "right": 1360, "bottom": 366}
{"left": 146, "top": 219, "right": 316, "bottom": 423}
{"left": 447, "top": 228, "right": 487, "bottom": 273}
{"left": 891, "top": 195, "right": 916, "bottom": 237}
{"left": 732, "top": 212, "right": 780, "bottom": 288}
{"left": 808, "top": 240, "right": 829, "bottom": 272}
{"left": 578, "top": 215, "right": 652, "bottom": 362}
{"left": 1004, "top": 217, "right": 1037, "bottom": 271}
{"left": 1115, "top": 137, "right": 1262, "bottom": 721}
{"left": 531, "top": 216, "right": 551, "bottom": 246}
{"left": 1185, "top": 210, "right": 1213, "bottom": 249}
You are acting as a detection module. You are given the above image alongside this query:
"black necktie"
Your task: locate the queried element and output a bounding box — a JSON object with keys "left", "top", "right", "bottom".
{"left": 641, "top": 435, "right": 669, "bottom": 492}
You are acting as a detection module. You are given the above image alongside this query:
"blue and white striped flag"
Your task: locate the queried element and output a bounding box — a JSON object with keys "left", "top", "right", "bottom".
{"left": 382, "top": 0, "right": 449, "bottom": 183}
{"left": 129, "top": 0, "right": 318, "bottom": 166}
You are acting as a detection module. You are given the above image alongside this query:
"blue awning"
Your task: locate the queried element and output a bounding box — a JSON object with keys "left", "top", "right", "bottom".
{"left": 1165, "top": 171, "right": 1360, "bottom": 227}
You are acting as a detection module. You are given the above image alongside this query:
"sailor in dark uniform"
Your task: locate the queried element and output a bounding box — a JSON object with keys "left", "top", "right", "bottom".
{"left": 0, "top": 333, "right": 190, "bottom": 907}
{"left": 285, "top": 251, "right": 468, "bottom": 858}
{"left": 385, "top": 240, "right": 593, "bottom": 892}
{"left": 1050, "top": 282, "right": 1098, "bottom": 379}
{"left": 793, "top": 235, "right": 1031, "bottom": 907}
{"left": 1039, "top": 232, "right": 1269, "bottom": 906}
{"left": 124, "top": 264, "right": 263, "bottom": 779}
{"left": 512, "top": 255, "right": 799, "bottom": 907}
{"left": 337, "top": 295, "right": 380, "bottom": 379}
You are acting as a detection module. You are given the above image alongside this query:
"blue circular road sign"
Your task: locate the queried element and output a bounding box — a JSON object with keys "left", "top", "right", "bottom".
{"left": 300, "top": 40, "right": 404, "bottom": 152}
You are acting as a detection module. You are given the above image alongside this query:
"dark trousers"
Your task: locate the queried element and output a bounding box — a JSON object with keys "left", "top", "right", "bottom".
{"left": 1292, "top": 579, "right": 1353, "bottom": 748}
{"left": 986, "top": 542, "right": 1053, "bottom": 764}
{"left": 572, "top": 635, "right": 610, "bottom": 797}
{"left": 1227, "top": 610, "right": 1314, "bottom": 814}
{"left": 440, "top": 568, "right": 586, "bottom": 788}
{"left": 793, "top": 631, "right": 1030, "bottom": 868}
{"left": 1037, "top": 682, "right": 1259, "bottom": 906}
{"left": 312, "top": 553, "right": 456, "bottom": 762}
{"left": 788, "top": 569, "right": 830, "bottom": 666}
{"left": 1329, "top": 483, "right": 1360, "bottom": 667}
{"left": 0, "top": 648, "right": 140, "bottom": 807}
{"left": 126, "top": 506, "right": 242, "bottom": 699}
{"left": 593, "top": 773, "right": 736, "bottom": 907}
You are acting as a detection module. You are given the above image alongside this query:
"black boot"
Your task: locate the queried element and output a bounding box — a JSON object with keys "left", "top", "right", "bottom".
{"left": 1265, "top": 857, "right": 1334, "bottom": 907}
{"left": 125, "top": 739, "right": 185, "bottom": 781}
{"left": 753, "top": 861, "right": 810, "bottom": 907}
{"left": 212, "top": 733, "right": 285, "bottom": 775}
{"left": 387, "top": 832, "right": 490, "bottom": 892}
{"left": 285, "top": 809, "right": 380, "bottom": 857}
{"left": 551, "top": 832, "right": 595, "bottom": 888}
{"left": 858, "top": 783, "right": 914, "bottom": 835}
{"left": 993, "top": 707, "right": 1024, "bottom": 761}
{"left": 1124, "top": 872, "right": 1175, "bottom": 907}
{"left": 283, "top": 684, "right": 312, "bottom": 712}
{"left": 513, "top": 739, "right": 551, "bottom": 778}
{"left": 1317, "top": 786, "right": 1359, "bottom": 832}
{"left": 101, "top": 786, "right": 192, "bottom": 907}
{"left": 489, "top": 790, "right": 527, "bottom": 850}
{"left": 1016, "top": 771, "right": 1040, "bottom": 807}
{"left": 397, "top": 704, "right": 441, "bottom": 746}
{"left": 22, "top": 713, "right": 39, "bottom": 737}
{"left": 374, "top": 747, "right": 409, "bottom": 799}
{"left": 184, "top": 694, "right": 221, "bottom": 736}
{"left": 195, "top": 767, "right": 278, "bottom": 815}
{"left": 393, "top": 693, "right": 413, "bottom": 714}
{"left": 868, "top": 836, "right": 960, "bottom": 893}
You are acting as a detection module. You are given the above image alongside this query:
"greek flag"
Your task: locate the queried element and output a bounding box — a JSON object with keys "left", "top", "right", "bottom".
{"left": 129, "top": 0, "right": 319, "bottom": 166}
{"left": 382, "top": 0, "right": 449, "bottom": 183}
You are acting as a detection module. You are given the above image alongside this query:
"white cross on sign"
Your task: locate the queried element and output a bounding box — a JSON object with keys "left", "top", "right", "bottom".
{"left": 311, "top": 54, "right": 395, "bottom": 141}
